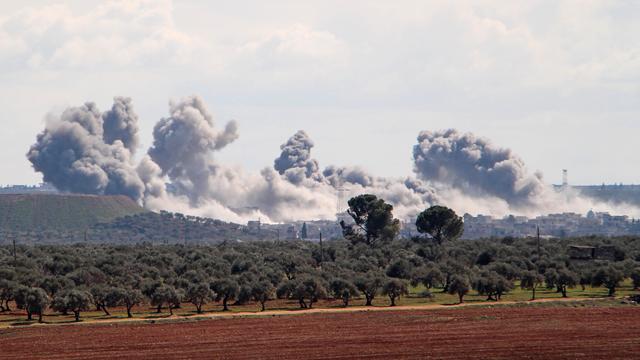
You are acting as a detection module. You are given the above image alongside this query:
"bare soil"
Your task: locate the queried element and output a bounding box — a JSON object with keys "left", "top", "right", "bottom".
{"left": 1, "top": 305, "right": 639, "bottom": 359}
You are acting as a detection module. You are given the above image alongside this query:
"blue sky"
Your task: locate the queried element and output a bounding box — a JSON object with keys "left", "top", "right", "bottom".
{"left": 1, "top": 0, "right": 639, "bottom": 186}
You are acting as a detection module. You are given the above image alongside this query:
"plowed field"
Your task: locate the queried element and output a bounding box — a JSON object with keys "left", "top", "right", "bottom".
{"left": 1, "top": 306, "right": 638, "bottom": 359}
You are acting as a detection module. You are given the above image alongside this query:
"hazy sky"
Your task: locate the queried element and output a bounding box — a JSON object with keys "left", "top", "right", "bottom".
{"left": 1, "top": 0, "right": 639, "bottom": 186}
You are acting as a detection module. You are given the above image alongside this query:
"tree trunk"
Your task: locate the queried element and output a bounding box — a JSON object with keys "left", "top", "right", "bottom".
{"left": 389, "top": 295, "right": 396, "bottom": 307}
{"left": 27, "top": 310, "right": 32, "bottom": 321}
{"left": 260, "top": 301, "right": 266, "bottom": 312}
{"left": 608, "top": 287, "right": 615, "bottom": 297}
{"left": 365, "top": 296, "right": 372, "bottom": 306}
{"left": 4, "top": 300, "right": 10, "bottom": 311}
{"left": 222, "top": 298, "right": 229, "bottom": 311}
{"left": 38, "top": 312, "right": 43, "bottom": 323}
{"left": 343, "top": 297, "right": 349, "bottom": 307}
{"left": 561, "top": 287, "right": 567, "bottom": 298}
{"left": 74, "top": 311, "right": 80, "bottom": 322}
{"left": 127, "top": 306, "right": 133, "bottom": 318}
{"left": 156, "top": 304, "right": 162, "bottom": 313}
{"left": 102, "top": 306, "right": 110, "bottom": 316}
{"left": 458, "top": 294, "right": 464, "bottom": 304}
{"left": 443, "top": 276, "right": 451, "bottom": 292}
{"left": 531, "top": 286, "right": 536, "bottom": 300}
{"left": 169, "top": 306, "right": 174, "bottom": 315}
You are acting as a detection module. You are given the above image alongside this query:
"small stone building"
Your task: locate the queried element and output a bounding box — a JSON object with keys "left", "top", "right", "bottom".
{"left": 568, "top": 244, "right": 618, "bottom": 261}
{"left": 594, "top": 245, "right": 617, "bottom": 261}
{"left": 568, "top": 245, "right": 595, "bottom": 260}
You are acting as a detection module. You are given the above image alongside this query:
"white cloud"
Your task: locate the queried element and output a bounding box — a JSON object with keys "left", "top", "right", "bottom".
{"left": 238, "top": 24, "right": 348, "bottom": 65}
{"left": 0, "top": 0, "right": 198, "bottom": 69}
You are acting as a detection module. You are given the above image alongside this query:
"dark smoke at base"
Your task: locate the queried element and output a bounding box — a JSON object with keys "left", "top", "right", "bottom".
{"left": 27, "top": 96, "right": 640, "bottom": 223}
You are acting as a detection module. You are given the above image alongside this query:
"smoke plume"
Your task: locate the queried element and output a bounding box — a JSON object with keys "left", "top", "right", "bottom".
{"left": 274, "top": 130, "right": 322, "bottom": 184}
{"left": 148, "top": 96, "right": 238, "bottom": 204}
{"left": 271, "top": 130, "right": 442, "bottom": 220}
{"left": 413, "top": 129, "right": 546, "bottom": 208}
{"left": 27, "top": 101, "right": 144, "bottom": 200}
{"left": 28, "top": 95, "right": 640, "bottom": 224}
{"left": 102, "top": 97, "right": 140, "bottom": 153}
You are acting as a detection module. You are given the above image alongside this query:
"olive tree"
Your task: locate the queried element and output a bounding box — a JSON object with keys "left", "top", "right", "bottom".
{"left": 52, "top": 289, "right": 92, "bottom": 322}
{"left": 382, "top": 278, "right": 408, "bottom": 306}
{"left": 329, "top": 278, "right": 359, "bottom": 307}
{"left": 90, "top": 285, "right": 112, "bottom": 315}
{"left": 211, "top": 278, "right": 239, "bottom": 311}
{"left": 251, "top": 280, "right": 275, "bottom": 311}
{"left": 556, "top": 269, "right": 579, "bottom": 298}
{"left": 106, "top": 287, "right": 143, "bottom": 318}
{"left": 0, "top": 279, "right": 18, "bottom": 312}
{"left": 354, "top": 274, "right": 384, "bottom": 306}
{"left": 15, "top": 286, "right": 49, "bottom": 322}
{"left": 474, "top": 271, "right": 514, "bottom": 301}
{"left": 185, "top": 282, "right": 213, "bottom": 314}
{"left": 410, "top": 264, "right": 445, "bottom": 289}
{"left": 277, "top": 277, "right": 327, "bottom": 309}
{"left": 591, "top": 266, "right": 624, "bottom": 297}
{"left": 520, "top": 271, "right": 544, "bottom": 300}
{"left": 448, "top": 275, "right": 470, "bottom": 304}
{"left": 150, "top": 285, "right": 182, "bottom": 315}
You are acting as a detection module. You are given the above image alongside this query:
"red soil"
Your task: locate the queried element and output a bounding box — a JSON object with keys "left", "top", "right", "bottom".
{"left": 1, "top": 306, "right": 638, "bottom": 359}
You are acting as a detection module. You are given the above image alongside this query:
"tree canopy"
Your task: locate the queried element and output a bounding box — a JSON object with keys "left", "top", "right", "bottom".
{"left": 415, "top": 206, "right": 464, "bottom": 245}
{"left": 340, "top": 194, "right": 400, "bottom": 246}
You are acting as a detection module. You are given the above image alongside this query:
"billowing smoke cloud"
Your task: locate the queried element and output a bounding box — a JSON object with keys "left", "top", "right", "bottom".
{"left": 323, "top": 165, "right": 374, "bottom": 187}
{"left": 271, "top": 130, "right": 442, "bottom": 219}
{"left": 28, "top": 95, "right": 640, "bottom": 224}
{"left": 274, "top": 130, "right": 321, "bottom": 184}
{"left": 27, "top": 101, "right": 144, "bottom": 200}
{"left": 148, "top": 96, "right": 238, "bottom": 204}
{"left": 413, "top": 129, "right": 546, "bottom": 208}
{"left": 102, "top": 97, "right": 139, "bottom": 153}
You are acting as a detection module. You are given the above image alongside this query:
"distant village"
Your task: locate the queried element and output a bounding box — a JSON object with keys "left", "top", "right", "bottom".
{"left": 4, "top": 183, "right": 640, "bottom": 241}
{"left": 457, "top": 211, "right": 640, "bottom": 239}
{"left": 245, "top": 210, "right": 640, "bottom": 242}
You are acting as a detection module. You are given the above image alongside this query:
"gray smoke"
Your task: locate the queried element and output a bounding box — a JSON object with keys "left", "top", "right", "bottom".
{"left": 272, "top": 130, "right": 441, "bottom": 218}
{"left": 148, "top": 96, "right": 238, "bottom": 204}
{"left": 31, "top": 95, "right": 626, "bottom": 223}
{"left": 27, "top": 101, "right": 144, "bottom": 200}
{"left": 102, "top": 97, "right": 139, "bottom": 153}
{"left": 274, "top": 130, "right": 321, "bottom": 184}
{"left": 413, "top": 129, "right": 545, "bottom": 207}
{"left": 323, "top": 165, "right": 374, "bottom": 187}
{"left": 273, "top": 131, "right": 377, "bottom": 187}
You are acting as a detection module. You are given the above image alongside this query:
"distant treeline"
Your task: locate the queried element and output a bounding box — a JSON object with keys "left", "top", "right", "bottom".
{"left": 0, "top": 211, "right": 270, "bottom": 245}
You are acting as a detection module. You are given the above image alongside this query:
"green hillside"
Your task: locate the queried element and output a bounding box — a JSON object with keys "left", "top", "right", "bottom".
{"left": 0, "top": 194, "right": 146, "bottom": 231}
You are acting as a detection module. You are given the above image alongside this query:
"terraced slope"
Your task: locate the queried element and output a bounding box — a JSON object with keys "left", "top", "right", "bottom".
{"left": 0, "top": 194, "right": 146, "bottom": 231}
